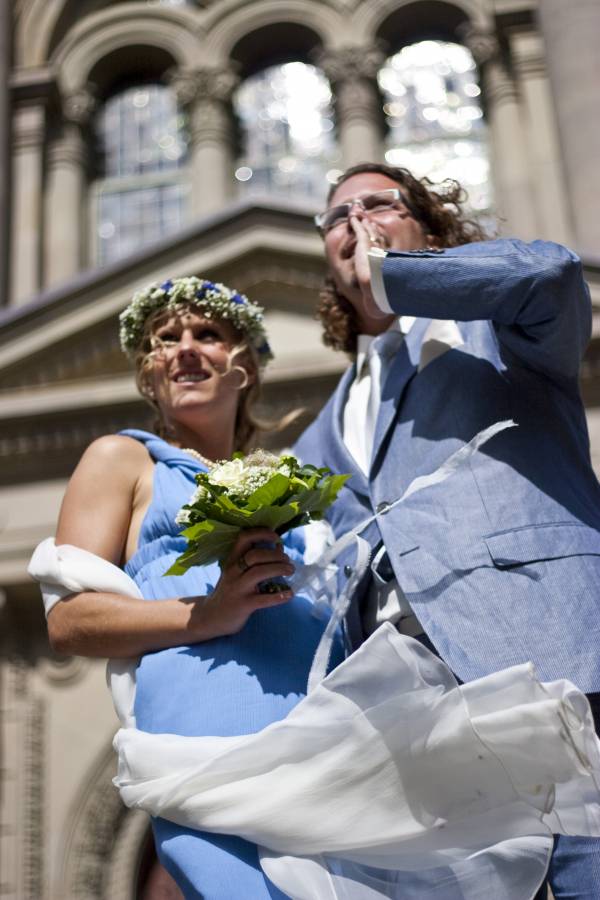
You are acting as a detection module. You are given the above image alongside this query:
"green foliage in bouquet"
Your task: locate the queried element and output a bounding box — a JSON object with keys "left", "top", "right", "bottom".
{"left": 165, "top": 450, "right": 350, "bottom": 575}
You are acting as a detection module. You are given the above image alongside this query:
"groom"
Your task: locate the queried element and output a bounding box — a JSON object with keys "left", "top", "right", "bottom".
{"left": 295, "top": 162, "right": 600, "bottom": 896}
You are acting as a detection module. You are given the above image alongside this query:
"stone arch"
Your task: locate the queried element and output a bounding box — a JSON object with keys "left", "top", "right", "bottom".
{"left": 354, "top": 0, "right": 489, "bottom": 52}
{"left": 51, "top": 5, "right": 202, "bottom": 95}
{"left": 17, "top": 0, "right": 198, "bottom": 69}
{"left": 57, "top": 739, "right": 150, "bottom": 899}
{"left": 230, "top": 22, "right": 325, "bottom": 80}
{"left": 203, "top": 0, "right": 343, "bottom": 66}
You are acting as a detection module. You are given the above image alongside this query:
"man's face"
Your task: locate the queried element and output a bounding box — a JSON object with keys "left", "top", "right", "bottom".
{"left": 323, "top": 172, "right": 431, "bottom": 323}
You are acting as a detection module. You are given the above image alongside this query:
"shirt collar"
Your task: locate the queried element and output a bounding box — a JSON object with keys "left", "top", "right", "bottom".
{"left": 356, "top": 316, "right": 416, "bottom": 377}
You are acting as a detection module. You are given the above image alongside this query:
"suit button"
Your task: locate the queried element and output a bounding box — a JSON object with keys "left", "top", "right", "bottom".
{"left": 344, "top": 565, "right": 353, "bottom": 578}
{"left": 376, "top": 501, "right": 390, "bottom": 514}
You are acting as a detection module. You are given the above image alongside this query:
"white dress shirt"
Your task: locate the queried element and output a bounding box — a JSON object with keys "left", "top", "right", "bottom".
{"left": 341, "top": 315, "right": 423, "bottom": 637}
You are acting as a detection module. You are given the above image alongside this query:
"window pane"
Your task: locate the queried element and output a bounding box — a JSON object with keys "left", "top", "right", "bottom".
{"left": 234, "top": 62, "right": 341, "bottom": 202}
{"left": 97, "top": 184, "right": 187, "bottom": 265}
{"left": 97, "top": 84, "right": 188, "bottom": 178}
{"left": 94, "top": 83, "right": 189, "bottom": 264}
{"left": 379, "top": 41, "right": 494, "bottom": 218}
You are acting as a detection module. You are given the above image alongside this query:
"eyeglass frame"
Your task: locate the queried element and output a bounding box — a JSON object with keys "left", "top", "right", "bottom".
{"left": 314, "top": 188, "right": 421, "bottom": 235}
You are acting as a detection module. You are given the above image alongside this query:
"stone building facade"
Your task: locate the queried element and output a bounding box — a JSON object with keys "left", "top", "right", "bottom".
{"left": 1, "top": 1, "right": 600, "bottom": 897}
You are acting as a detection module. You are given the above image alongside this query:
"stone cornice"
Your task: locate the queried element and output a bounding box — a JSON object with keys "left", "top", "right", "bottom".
{"left": 10, "top": 66, "right": 58, "bottom": 104}
{"left": 0, "top": 198, "right": 323, "bottom": 347}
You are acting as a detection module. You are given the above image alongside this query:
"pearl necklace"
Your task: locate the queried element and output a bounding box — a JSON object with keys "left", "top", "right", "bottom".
{"left": 181, "top": 447, "right": 215, "bottom": 469}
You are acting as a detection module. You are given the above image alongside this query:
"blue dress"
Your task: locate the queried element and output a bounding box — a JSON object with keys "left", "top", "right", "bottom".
{"left": 121, "top": 430, "right": 345, "bottom": 899}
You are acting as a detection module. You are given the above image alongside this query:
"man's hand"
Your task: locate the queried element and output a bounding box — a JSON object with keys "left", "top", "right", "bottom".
{"left": 350, "top": 215, "right": 391, "bottom": 321}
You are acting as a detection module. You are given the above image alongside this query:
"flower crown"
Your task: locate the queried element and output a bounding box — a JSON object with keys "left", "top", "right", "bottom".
{"left": 119, "top": 276, "right": 273, "bottom": 366}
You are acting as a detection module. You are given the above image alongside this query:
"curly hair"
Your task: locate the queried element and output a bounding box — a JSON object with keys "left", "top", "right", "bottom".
{"left": 317, "top": 162, "right": 489, "bottom": 355}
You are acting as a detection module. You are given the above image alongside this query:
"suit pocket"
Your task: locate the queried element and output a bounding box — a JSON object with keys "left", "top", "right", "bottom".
{"left": 484, "top": 522, "right": 600, "bottom": 567}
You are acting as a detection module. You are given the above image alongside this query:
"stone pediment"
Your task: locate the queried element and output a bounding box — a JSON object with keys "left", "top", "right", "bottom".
{"left": 0, "top": 197, "right": 333, "bottom": 390}
{"left": 0, "top": 198, "right": 348, "bottom": 487}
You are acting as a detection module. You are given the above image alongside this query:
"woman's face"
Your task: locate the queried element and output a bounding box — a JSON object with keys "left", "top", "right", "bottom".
{"left": 147, "top": 309, "right": 251, "bottom": 431}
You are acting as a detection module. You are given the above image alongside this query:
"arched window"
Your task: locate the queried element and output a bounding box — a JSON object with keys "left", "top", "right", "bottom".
{"left": 233, "top": 62, "right": 340, "bottom": 202}
{"left": 378, "top": 41, "right": 493, "bottom": 219}
{"left": 93, "top": 83, "right": 189, "bottom": 265}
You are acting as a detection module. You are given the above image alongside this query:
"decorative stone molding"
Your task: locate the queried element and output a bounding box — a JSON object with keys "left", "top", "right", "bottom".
{"left": 314, "top": 44, "right": 385, "bottom": 86}
{"left": 58, "top": 743, "right": 151, "bottom": 899}
{"left": 38, "top": 654, "right": 90, "bottom": 687}
{"left": 313, "top": 44, "right": 386, "bottom": 159}
{"left": 170, "top": 66, "right": 239, "bottom": 108}
{"left": 62, "top": 86, "right": 97, "bottom": 126}
{"left": 23, "top": 696, "right": 45, "bottom": 900}
{"left": 12, "top": 101, "right": 47, "bottom": 152}
{"left": 508, "top": 30, "right": 547, "bottom": 79}
{"left": 170, "top": 66, "right": 239, "bottom": 147}
{"left": 460, "top": 27, "right": 500, "bottom": 68}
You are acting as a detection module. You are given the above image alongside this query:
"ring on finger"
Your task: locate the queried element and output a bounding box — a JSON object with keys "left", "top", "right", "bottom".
{"left": 237, "top": 552, "right": 250, "bottom": 573}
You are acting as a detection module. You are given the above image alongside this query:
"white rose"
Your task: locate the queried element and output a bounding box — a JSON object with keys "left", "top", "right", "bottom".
{"left": 209, "top": 458, "right": 245, "bottom": 489}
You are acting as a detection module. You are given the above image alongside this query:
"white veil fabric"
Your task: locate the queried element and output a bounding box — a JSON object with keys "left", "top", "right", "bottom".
{"left": 30, "top": 538, "right": 600, "bottom": 900}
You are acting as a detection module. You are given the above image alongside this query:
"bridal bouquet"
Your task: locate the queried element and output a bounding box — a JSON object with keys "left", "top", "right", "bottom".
{"left": 166, "top": 450, "right": 349, "bottom": 577}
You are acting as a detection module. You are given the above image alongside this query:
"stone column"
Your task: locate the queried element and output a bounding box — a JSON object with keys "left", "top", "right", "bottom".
{"left": 0, "top": 0, "right": 11, "bottom": 306}
{"left": 9, "top": 94, "right": 46, "bottom": 306}
{"left": 508, "top": 28, "right": 572, "bottom": 245}
{"left": 172, "top": 68, "right": 238, "bottom": 217}
{"left": 465, "top": 29, "right": 537, "bottom": 240}
{"left": 43, "top": 89, "right": 94, "bottom": 287}
{"left": 316, "top": 46, "right": 385, "bottom": 168}
{"left": 538, "top": 0, "right": 600, "bottom": 257}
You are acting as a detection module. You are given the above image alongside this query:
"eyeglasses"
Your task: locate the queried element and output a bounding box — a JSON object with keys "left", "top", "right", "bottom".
{"left": 315, "top": 188, "right": 412, "bottom": 234}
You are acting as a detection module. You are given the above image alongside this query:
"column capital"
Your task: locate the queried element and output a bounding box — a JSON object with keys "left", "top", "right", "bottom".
{"left": 169, "top": 67, "right": 240, "bottom": 108}
{"left": 460, "top": 27, "right": 501, "bottom": 67}
{"left": 313, "top": 45, "right": 386, "bottom": 85}
{"left": 62, "top": 85, "right": 97, "bottom": 126}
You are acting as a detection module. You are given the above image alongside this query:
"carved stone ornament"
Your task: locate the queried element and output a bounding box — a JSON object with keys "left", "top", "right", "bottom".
{"left": 313, "top": 45, "right": 386, "bottom": 85}
{"left": 39, "top": 653, "right": 90, "bottom": 686}
{"left": 63, "top": 87, "right": 97, "bottom": 125}
{"left": 169, "top": 67, "right": 240, "bottom": 108}
{"left": 459, "top": 27, "right": 500, "bottom": 67}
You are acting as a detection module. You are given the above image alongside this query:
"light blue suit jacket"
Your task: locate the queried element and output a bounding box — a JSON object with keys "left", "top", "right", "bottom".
{"left": 295, "top": 239, "right": 600, "bottom": 690}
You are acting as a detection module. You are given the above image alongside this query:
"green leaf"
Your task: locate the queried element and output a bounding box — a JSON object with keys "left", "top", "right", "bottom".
{"left": 245, "top": 472, "right": 291, "bottom": 510}
{"left": 166, "top": 519, "right": 240, "bottom": 573}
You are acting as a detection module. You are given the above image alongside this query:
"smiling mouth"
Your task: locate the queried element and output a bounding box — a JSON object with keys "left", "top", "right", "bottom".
{"left": 173, "top": 373, "right": 209, "bottom": 383}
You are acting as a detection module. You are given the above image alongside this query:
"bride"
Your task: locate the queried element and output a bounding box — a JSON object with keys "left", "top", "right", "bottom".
{"left": 30, "top": 276, "right": 600, "bottom": 900}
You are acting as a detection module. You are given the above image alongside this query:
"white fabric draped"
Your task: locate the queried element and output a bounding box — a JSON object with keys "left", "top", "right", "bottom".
{"left": 29, "top": 539, "right": 600, "bottom": 900}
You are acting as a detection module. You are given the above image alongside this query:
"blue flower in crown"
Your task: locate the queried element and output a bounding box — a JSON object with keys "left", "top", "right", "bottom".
{"left": 119, "top": 275, "right": 274, "bottom": 367}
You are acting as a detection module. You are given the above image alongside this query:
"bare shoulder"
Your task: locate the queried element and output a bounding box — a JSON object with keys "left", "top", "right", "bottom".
{"left": 56, "top": 435, "right": 153, "bottom": 557}
{"left": 75, "top": 434, "right": 149, "bottom": 483}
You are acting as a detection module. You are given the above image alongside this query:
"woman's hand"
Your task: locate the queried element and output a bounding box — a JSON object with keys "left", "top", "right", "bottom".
{"left": 195, "top": 529, "right": 295, "bottom": 637}
{"left": 350, "top": 215, "right": 390, "bottom": 321}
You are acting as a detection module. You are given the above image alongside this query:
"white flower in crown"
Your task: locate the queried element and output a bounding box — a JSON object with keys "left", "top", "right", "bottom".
{"left": 119, "top": 276, "right": 273, "bottom": 366}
